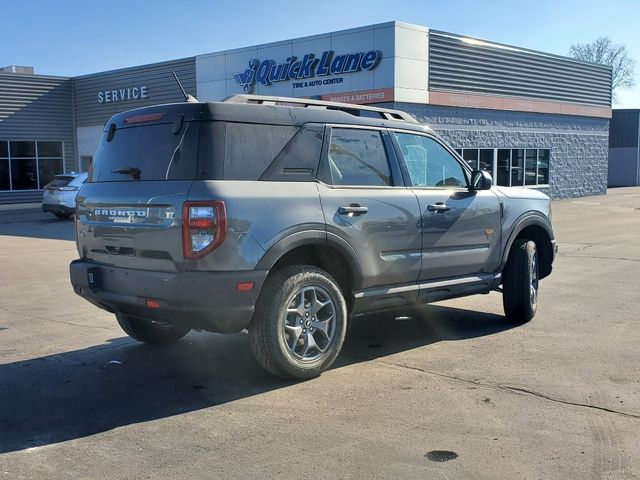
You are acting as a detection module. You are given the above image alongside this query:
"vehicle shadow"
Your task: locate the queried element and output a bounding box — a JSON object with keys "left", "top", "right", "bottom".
{"left": 339, "top": 304, "right": 513, "bottom": 364}
{"left": 0, "top": 304, "right": 514, "bottom": 454}
{"left": 0, "top": 208, "right": 75, "bottom": 241}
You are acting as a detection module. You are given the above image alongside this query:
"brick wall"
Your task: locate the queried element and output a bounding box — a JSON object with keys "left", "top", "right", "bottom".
{"left": 386, "top": 103, "right": 610, "bottom": 199}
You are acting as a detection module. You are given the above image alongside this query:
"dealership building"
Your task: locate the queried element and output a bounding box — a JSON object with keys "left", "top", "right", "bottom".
{"left": 0, "top": 21, "right": 612, "bottom": 204}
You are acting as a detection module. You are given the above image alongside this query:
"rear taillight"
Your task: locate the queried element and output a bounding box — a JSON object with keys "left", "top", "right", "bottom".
{"left": 182, "top": 201, "right": 227, "bottom": 259}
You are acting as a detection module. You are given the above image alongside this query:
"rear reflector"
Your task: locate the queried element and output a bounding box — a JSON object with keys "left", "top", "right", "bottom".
{"left": 146, "top": 299, "right": 161, "bottom": 309}
{"left": 189, "top": 218, "right": 214, "bottom": 229}
{"left": 236, "top": 282, "right": 254, "bottom": 292}
{"left": 124, "top": 113, "right": 164, "bottom": 124}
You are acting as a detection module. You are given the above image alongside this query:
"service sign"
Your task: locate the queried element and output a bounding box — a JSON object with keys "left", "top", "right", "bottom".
{"left": 97, "top": 86, "right": 148, "bottom": 104}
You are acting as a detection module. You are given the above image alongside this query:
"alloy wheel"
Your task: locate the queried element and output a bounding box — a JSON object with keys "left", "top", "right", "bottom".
{"left": 530, "top": 251, "right": 539, "bottom": 308}
{"left": 282, "top": 286, "right": 336, "bottom": 361}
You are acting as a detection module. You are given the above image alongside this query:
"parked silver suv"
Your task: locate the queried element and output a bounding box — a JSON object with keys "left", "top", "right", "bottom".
{"left": 70, "top": 95, "right": 556, "bottom": 380}
{"left": 42, "top": 172, "right": 87, "bottom": 219}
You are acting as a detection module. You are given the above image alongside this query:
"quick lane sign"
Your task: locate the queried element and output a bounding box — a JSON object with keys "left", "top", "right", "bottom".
{"left": 234, "top": 50, "right": 381, "bottom": 93}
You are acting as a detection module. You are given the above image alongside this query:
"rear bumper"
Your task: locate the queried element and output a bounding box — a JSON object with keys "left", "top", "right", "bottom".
{"left": 43, "top": 203, "right": 75, "bottom": 215}
{"left": 69, "top": 260, "right": 268, "bottom": 333}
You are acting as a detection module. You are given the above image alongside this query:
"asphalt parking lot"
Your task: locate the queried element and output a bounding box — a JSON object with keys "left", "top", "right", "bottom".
{"left": 1, "top": 188, "right": 639, "bottom": 479}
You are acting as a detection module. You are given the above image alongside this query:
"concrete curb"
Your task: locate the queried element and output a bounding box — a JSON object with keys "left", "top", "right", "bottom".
{"left": 0, "top": 202, "right": 42, "bottom": 211}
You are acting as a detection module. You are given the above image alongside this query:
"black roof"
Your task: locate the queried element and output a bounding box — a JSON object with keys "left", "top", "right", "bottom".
{"left": 106, "top": 96, "right": 434, "bottom": 134}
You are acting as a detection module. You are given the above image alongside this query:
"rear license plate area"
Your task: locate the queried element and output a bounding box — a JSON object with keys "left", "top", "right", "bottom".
{"left": 87, "top": 267, "right": 101, "bottom": 291}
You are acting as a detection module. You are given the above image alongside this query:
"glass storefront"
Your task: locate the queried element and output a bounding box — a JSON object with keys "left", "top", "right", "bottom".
{"left": 0, "top": 140, "right": 64, "bottom": 190}
{"left": 455, "top": 148, "right": 551, "bottom": 187}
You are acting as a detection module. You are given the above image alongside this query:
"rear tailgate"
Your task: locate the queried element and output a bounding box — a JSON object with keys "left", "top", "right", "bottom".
{"left": 76, "top": 181, "right": 191, "bottom": 272}
{"left": 76, "top": 103, "right": 205, "bottom": 272}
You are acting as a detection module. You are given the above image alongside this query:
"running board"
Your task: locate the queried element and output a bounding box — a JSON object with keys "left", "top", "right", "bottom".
{"left": 352, "top": 273, "right": 500, "bottom": 314}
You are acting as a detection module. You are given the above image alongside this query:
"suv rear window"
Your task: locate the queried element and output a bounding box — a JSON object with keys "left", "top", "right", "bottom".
{"left": 90, "top": 122, "right": 199, "bottom": 182}
{"left": 45, "top": 176, "right": 74, "bottom": 189}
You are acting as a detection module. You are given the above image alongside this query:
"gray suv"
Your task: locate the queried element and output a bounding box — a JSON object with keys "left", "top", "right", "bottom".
{"left": 70, "top": 95, "right": 556, "bottom": 380}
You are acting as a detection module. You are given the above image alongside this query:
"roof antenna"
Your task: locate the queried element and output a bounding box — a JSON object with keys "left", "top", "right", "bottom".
{"left": 172, "top": 70, "right": 198, "bottom": 103}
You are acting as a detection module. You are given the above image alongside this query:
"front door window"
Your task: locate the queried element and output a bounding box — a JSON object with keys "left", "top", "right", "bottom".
{"left": 393, "top": 132, "right": 467, "bottom": 188}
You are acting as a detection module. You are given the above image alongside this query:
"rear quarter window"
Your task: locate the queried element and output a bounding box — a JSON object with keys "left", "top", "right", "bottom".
{"left": 259, "top": 124, "right": 324, "bottom": 181}
{"left": 222, "top": 123, "right": 298, "bottom": 180}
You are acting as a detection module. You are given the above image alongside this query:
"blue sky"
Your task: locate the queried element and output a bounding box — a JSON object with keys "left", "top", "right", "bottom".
{"left": 2, "top": 0, "right": 639, "bottom": 107}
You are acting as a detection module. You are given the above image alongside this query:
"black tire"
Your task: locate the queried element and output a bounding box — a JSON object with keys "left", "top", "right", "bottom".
{"left": 502, "top": 239, "right": 539, "bottom": 323}
{"left": 115, "top": 313, "right": 190, "bottom": 346}
{"left": 54, "top": 212, "right": 72, "bottom": 219}
{"left": 248, "top": 265, "right": 348, "bottom": 380}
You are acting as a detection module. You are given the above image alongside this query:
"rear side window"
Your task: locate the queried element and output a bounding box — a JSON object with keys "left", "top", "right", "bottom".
{"left": 223, "top": 123, "right": 297, "bottom": 180}
{"left": 325, "top": 128, "right": 391, "bottom": 186}
{"left": 90, "top": 122, "right": 199, "bottom": 182}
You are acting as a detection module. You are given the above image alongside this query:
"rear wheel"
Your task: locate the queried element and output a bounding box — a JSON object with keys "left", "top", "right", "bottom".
{"left": 116, "top": 313, "right": 190, "bottom": 346}
{"left": 54, "top": 212, "right": 72, "bottom": 219}
{"left": 502, "top": 239, "right": 538, "bottom": 323}
{"left": 248, "top": 265, "right": 348, "bottom": 380}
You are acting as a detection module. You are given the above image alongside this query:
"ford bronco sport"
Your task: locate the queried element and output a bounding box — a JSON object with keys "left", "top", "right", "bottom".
{"left": 70, "top": 95, "right": 556, "bottom": 380}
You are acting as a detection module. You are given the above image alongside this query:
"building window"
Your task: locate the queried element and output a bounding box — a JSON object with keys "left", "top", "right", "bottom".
{"left": 537, "top": 150, "right": 550, "bottom": 185}
{"left": 80, "top": 156, "right": 93, "bottom": 172}
{"left": 479, "top": 149, "right": 493, "bottom": 173}
{"left": 0, "top": 142, "right": 10, "bottom": 190}
{"left": 456, "top": 147, "right": 550, "bottom": 187}
{"left": 462, "top": 149, "right": 478, "bottom": 170}
{"left": 497, "top": 149, "right": 510, "bottom": 186}
{"left": 511, "top": 149, "right": 524, "bottom": 187}
{"left": 0, "top": 140, "right": 64, "bottom": 191}
{"left": 10, "top": 142, "right": 38, "bottom": 190}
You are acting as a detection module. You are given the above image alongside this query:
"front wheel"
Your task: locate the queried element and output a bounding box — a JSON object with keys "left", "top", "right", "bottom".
{"left": 248, "top": 265, "right": 348, "bottom": 380}
{"left": 53, "top": 212, "right": 72, "bottom": 219}
{"left": 502, "top": 239, "right": 538, "bottom": 323}
{"left": 116, "top": 313, "right": 190, "bottom": 346}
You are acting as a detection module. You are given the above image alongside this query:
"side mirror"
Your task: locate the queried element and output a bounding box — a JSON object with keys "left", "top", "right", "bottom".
{"left": 471, "top": 170, "right": 493, "bottom": 191}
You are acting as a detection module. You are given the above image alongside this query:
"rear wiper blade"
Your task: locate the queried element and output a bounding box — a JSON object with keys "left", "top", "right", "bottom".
{"left": 112, "top": 166, "right": 141, "bottom": 180}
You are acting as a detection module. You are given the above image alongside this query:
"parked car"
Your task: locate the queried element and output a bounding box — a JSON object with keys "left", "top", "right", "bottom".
{"left": 42, "top": 172, "right": 88, "bottom": 219}
{"left": 69, "top": 95, "right": 557, "bottom": 380}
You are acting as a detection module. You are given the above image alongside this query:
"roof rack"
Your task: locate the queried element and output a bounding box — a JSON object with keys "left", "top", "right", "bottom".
{"left": 223, "top": 94, "right": 418, "bottom": 123}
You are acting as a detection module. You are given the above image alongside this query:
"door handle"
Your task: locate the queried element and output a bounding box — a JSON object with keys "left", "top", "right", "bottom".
{"left": 427, "top": 203, "right": 451, "bottom": 213}
{"left": 338, "top": 204, "right": 368, "bottom": 216}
